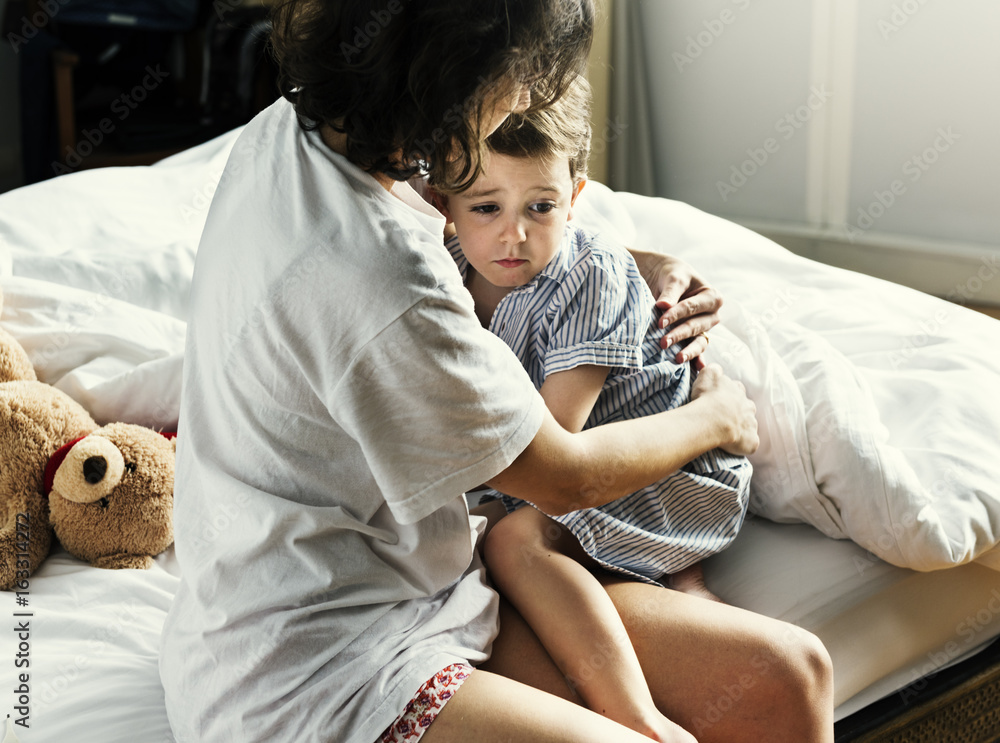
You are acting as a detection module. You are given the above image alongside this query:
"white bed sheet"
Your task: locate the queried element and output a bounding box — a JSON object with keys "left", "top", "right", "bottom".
{"left": 1, "top": 127, "right": 999, "bottom": 740}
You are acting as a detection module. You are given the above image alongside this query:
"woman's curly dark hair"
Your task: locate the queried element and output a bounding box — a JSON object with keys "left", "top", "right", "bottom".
{"left": 269, "top": 0, "right": 594, "bottom": 191}
{"left": 485, "top": 74, "right": 592, "bottom": 189}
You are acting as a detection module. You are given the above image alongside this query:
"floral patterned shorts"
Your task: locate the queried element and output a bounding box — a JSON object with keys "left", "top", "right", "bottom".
{"left": 380, "top": 663, "right": 474, "bottom": 743}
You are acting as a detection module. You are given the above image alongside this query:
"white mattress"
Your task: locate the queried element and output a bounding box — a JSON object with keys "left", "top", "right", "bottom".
{"left": 704, "top": 517, "right": 1000, "bottom": 717}
{"left": 2, "top": 126, "right": 999, "bottom": 740}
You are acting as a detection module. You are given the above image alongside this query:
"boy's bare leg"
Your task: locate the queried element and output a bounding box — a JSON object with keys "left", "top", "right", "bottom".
{"left": 480, "top": 570, "right": 835, "bottom": 743}
{"left": 483, "top": 507, "right": 695, "bottom": 742}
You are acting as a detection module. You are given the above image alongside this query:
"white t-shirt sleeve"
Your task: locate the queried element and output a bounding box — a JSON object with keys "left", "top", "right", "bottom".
{"left": 330, "top": 288, "right": 546, "bottom": 525}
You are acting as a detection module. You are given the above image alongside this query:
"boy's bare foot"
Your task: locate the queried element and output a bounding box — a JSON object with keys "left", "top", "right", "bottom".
{"left": 666, "top": 563, "right": 723, "bottom": 603}
{"left": 631, "top": 713, "right": 697, "bottom": 743}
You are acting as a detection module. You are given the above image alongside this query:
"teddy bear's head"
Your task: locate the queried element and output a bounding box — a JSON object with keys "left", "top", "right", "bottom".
{"left": 46, "top": 422, "right": 175, "bottom": 570}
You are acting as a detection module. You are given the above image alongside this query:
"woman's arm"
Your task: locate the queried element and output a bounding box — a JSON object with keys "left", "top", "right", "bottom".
{"left": 487, "top": 364, "right": 756, "bottom": 516}
{"left": 628, "top": 249, "right": 722, "bottom": 366}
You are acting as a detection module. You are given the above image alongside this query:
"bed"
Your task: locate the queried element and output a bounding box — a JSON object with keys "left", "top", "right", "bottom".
{"left": 2, "top": 126, "right": 999, "bottom": 742}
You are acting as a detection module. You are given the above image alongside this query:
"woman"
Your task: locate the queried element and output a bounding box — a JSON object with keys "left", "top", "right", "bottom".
{"left": 158, "top": 1, "right": 834, "bottom": 742}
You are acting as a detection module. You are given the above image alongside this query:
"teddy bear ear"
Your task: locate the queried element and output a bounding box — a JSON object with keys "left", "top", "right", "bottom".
{"left": 160, "top": 431, "right": 177, "bottom": 452}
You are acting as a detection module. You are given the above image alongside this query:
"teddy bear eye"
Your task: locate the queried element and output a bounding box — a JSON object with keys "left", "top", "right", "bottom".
{"left": 124, "top": 462, "right": 137, "bottom": 474}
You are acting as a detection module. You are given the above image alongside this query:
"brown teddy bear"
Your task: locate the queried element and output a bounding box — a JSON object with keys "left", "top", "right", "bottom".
{"left": 0, "top": 318, "right": 175, "bottom": 591}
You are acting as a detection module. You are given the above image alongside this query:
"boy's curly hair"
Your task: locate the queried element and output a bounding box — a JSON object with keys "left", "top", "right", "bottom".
{"left": 481, "top": 74, "right": 592, "bottom": 191}
{"left": 269, "top": 0, "right": 594, "bottom": 192}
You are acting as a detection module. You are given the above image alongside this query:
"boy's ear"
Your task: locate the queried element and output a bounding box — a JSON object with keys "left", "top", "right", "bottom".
{"left": 429, "top": 189, "right": 452, "bottom": 221}
{"left": 567, "top": 178, "right": 588, "bottom": 221}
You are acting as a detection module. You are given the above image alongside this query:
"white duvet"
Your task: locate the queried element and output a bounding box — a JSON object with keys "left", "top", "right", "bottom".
{"left": 574, "top": 189, "right": 1000, "bottom": 572}
{"left": 1, "top": 128, "right": 1000, "bottom": 740}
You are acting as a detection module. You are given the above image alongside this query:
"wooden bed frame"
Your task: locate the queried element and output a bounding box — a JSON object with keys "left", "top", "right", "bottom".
{"left": 836, "top": 637, "right": 1000, "bottom": 742}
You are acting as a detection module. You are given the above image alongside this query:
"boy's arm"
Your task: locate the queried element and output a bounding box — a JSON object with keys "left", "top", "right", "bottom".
{"left": 538, "top": 365, "right": 610, "bottom": 433}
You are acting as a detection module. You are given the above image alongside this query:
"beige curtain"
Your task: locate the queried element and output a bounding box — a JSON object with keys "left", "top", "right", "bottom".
{"left": 607, "top": 0, "right": 657, "bottom": 196}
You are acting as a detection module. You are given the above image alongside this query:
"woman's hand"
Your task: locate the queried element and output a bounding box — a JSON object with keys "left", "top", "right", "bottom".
{"left": 629, "top": 249, "right": 723, "bottom": 369}
{"left": 690, "top": 364, "right": 759, "bottom": 456}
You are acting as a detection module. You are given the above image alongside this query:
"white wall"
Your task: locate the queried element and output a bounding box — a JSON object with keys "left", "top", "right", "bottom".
{"left": 634, "top": 0, "right": 1000, "bottom": 303}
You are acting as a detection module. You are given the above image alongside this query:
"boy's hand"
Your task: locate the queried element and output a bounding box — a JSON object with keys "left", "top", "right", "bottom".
{"left": 628, "top": 250, "right": 723, "bottom": 369}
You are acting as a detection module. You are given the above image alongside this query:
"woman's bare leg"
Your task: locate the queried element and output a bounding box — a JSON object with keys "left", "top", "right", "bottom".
{"left": 483, "top": 507, "right": 694, "bottom": 742}
{"left": 421, "top": 670, "right": 677, "bottom": 743}
{"left": 481, "top": 573, "right": 835, "bottom": 743}
{"left": 612, "top": 575, "right": 834, "bottom": 742}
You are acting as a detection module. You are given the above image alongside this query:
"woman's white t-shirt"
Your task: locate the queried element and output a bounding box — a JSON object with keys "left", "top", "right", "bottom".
{"left": 159, "top": 98, "right": 546, "bottom": 743}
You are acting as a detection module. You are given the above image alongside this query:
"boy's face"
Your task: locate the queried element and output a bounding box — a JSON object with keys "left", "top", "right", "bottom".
{"left": 441, "top": 152, "right": 585, "bottom": 289}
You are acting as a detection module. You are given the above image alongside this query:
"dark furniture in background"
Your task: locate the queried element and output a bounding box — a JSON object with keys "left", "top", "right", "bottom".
{"left": 4, "top": 0, "right": 277, "bottom": 183}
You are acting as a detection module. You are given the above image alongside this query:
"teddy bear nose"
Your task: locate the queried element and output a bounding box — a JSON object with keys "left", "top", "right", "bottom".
{"left": 83, "top": 456, "right": 108, "bottom": 484}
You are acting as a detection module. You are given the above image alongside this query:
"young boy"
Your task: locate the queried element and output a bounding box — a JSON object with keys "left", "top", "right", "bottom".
{"left": 433, "top": 77, "right": 751, "bottom": 742}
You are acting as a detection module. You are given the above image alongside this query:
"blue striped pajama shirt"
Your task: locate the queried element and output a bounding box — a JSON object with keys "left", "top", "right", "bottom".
{"left": 447, "top": 226, "right": 751, "bottom": 585}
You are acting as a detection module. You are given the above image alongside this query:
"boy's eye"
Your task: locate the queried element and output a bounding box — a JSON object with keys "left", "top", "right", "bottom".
{"left": 471, "top": 204, "right": 499, "bottom": 215}
{"left": 530, "top": 202, "right": 556, "bottom": 215}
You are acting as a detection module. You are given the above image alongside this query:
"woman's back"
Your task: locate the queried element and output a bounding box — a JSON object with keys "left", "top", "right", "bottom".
{"left": 160, "top": 98, "right": 546, "bottom": 743}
